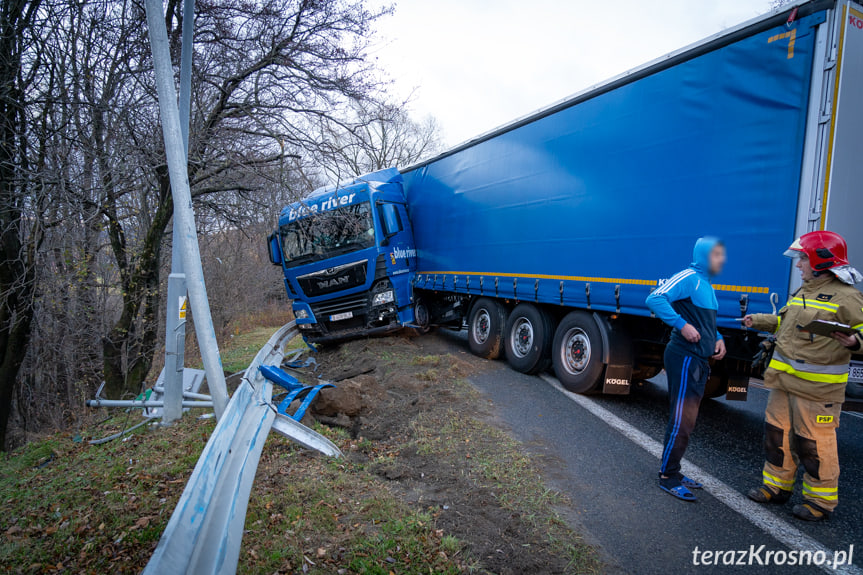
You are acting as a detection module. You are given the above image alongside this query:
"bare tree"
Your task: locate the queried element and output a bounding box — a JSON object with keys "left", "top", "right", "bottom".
{"left": 0, "top": 0, "right": 54, "bottom": 449}
{"left": 318, "top": 99, "right": 443, "bottom": 183}
{"left": 52, "top": 0, "right": 393, "bottom": 399}
{"left": 0, "top": 0, "right": 397, "bottom": 447}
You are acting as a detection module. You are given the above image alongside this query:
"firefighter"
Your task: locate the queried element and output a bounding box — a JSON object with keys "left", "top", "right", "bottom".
{"left": 743, "top": 231, "right": 863, "bottom": 521}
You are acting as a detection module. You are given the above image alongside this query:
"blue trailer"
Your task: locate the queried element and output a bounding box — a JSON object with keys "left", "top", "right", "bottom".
{"left": 270, "top": 0, "right": 863, "bottom": 398}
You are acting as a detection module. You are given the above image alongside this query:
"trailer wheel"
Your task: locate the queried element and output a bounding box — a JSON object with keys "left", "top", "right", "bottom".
{"left": 552, "top": 311, "right": 604, "bottom": 393}
{"left": 703, "top": 375, "right": 727, "bottom": 399}
{"left": 468, "top": 298, "right": 506, "bottom": 359}
{"left": 504, "top": 304, "right": 554, "bottom": 374}
{"left": 411, "top": 298, "right": 431, "bottom": 335}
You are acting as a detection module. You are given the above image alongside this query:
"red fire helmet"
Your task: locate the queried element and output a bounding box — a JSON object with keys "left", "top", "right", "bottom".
{"left": 784, "top": 231, "right": 850, "bottom": 271}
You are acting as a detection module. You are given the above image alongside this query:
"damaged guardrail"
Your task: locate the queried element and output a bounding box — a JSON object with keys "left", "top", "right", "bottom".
{"left": 143, "top": 321, "right": 341, "bottom": 575}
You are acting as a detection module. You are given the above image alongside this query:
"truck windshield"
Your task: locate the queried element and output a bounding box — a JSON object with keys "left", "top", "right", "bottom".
{"left": 281, "top": 201, "right": 375, "bottom": 268}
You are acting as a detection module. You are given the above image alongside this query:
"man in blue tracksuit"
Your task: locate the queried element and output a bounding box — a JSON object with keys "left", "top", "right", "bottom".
{"left": 646, "top": 237, "right": 727, "bottom": 501}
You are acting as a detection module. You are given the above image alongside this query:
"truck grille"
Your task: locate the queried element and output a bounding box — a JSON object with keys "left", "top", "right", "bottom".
{"left": 298, "top": 260, "right": 368, "bottom": 297}
{"left": 311, "top": 292, "right": 368, "bottom": 318}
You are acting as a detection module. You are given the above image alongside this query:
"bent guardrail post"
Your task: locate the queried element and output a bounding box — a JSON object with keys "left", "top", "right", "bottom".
{"left": 143, "top": 322, "right": 342, "bottom": 575}
{"left": 271, "top": 413, "right": 341, "bottom": 456}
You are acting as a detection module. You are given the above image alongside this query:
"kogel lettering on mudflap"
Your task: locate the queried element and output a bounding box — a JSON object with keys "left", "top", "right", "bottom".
{"left": 391, "top": 247, "right": 417, "bottom": 260}
{"left": 727, "top": 386, "right": 748, "bottom": 393}
{"left": 605, "top": 378, "right": 630, "bottom": 386}
{"left": 288, "top": 193, "right": 357, "bottom": 222}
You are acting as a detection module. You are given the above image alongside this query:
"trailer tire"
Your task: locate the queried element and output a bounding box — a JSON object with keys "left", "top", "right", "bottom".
{"left": 504, "top": 304, "right": 554, "bottom": 374}
{"left": 704, "top": 372, "right": 728, "bottom": 399}
{"left": 552, "top": 312, "right": 604, "bottom": 394}
{"left": 468, "top": 298, "right": 507, "bottom": 359}
{"left": 412, "top": 298, "right": 432, "bottom": 335}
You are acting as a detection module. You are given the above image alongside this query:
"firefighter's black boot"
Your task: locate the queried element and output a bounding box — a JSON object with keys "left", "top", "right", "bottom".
{"left": 747, "top": 486, "right": 792, "bottom": 504}
{"left": 792, "top": 502, "right": 831, "bottom": 522}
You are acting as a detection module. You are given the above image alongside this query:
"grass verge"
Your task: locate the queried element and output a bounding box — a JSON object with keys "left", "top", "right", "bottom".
{"left": 1, "top": 331, "right": 603, "bottom": 574}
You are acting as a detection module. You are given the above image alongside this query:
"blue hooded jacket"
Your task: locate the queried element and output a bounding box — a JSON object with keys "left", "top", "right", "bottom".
{"left": 646, "top": 237, "right": 723, "bottom": 359}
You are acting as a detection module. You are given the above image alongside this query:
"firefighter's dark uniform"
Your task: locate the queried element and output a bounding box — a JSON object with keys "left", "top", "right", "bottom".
{"left": 750, "top": 274, "right": 863, "bottom": 513}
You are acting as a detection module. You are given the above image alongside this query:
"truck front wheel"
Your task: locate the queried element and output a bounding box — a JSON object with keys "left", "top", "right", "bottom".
{"left": 468, "top": 298, "right": 507, "bottom": 359}
{"left": 504, "top": 304, "right": 554, "bottom": 374}
{"left": 552, "top": 312, "right": 604, "bottom": 393}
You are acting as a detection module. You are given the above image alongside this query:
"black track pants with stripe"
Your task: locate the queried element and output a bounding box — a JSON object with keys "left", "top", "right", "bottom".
{"left": 660, "top": 346, "right": 709, "bottom": 477}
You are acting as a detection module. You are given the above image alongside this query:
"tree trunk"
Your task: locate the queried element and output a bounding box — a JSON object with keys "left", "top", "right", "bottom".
{"left": 0, "top": 298, "right": 35, "bottom": 450}
{"left": 0, "top": 0, "right": 41, "bottom": 450}
{"left": 101, "top": 184, "right": 173, "bottom": 399}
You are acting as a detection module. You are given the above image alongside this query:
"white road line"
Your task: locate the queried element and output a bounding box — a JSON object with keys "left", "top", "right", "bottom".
{"left": 539, "top": 374, "right": 862, "bottom": 575}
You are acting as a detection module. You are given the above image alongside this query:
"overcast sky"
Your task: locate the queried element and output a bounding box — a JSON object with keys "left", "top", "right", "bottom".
{"left": 370, "top": 0, "right": 779, "bottom": 146}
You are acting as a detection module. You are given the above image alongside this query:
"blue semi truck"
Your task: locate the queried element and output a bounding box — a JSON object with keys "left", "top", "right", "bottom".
{"left": 268, "top": 0, "right": 863, "bottom": 398}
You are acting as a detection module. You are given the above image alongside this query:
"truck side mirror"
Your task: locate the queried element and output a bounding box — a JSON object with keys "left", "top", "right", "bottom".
{"left": 267, "top": 233, "right": 282, "bottom": 266}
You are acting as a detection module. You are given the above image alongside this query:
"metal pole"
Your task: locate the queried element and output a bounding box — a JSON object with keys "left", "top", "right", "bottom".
{"left": 145, "top": 0, "right": 229, "bottom": 420}
{"left": 86, "top": 399, "right": 214, "bottom": 409}
{"left": 178, "top": 0, "right": 194, "bottom": 155}
{"left": 153, "top": 386, "right": 212, "bottom": 401}
{"left": 162, "top": 0, "right": 196, "bottom": 425}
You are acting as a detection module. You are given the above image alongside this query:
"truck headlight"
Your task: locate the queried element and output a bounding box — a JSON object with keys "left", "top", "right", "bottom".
{"left": 294, "top": 309, "right": 309, "bottom": 319}
{"left": 372, "top": 290, "right": 395, "bottom": 306}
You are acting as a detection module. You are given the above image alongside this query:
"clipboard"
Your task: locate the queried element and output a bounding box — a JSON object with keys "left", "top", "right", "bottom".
{"left": 798, "top": 320, "right": 860, "bottom": 338}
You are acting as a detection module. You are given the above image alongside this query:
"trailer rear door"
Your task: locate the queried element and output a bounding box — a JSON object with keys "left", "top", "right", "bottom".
{"left": 822, "top": 1, "right": 863, "bottom": 280}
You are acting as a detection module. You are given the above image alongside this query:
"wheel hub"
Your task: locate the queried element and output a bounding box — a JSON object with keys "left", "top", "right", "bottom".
{"left": 511, "top": 318, "right": 534, "bottom": 358}
{"left": 415, "top": 301, "right": 429, "bottom": 328}
{"left": 563, "top": 328, "right": 591, "bottom": 374}
{"left": 473, "top": 309, "right": 491, "bottom": 344}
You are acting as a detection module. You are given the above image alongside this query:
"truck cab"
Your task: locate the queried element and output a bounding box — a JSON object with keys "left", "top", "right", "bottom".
{"left": 268, "top": 168, "right": 417, "bottom": 343}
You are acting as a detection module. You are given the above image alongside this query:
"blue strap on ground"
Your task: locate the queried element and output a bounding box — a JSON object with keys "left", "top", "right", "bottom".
{"left": 289, "top": 383, "right": 334, "bottom": 421}
{"left": 260, "top": 364, "right": 334, "bottom": 421}
{"left": 284, "top": 357, "right": 317, "bottom": 370}
{"left": 277, "top": 387, "right": 308, "bottom": 414}
{"left": 259, "top": 364, "right": 303, "bottom": 391}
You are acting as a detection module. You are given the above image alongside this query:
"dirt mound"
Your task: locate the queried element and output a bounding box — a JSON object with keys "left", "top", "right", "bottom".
{"left": 297, "top": 331, "right": 600, "bottom": 574}
{"left": 309, "top": 334, "right": 475, "bottom": 442}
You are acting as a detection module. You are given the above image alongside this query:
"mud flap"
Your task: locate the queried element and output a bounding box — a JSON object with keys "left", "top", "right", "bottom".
{"left": 593, "top": 313, "right": 634, "bottom": 396}
{"left": 603, "top": 364, "right": 632, "bottom": 395}
{"left": 724, "top": 374, "right": 750, "bottom": 401}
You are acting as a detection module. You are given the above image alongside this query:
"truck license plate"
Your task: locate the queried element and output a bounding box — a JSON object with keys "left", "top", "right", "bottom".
{"left": 329, "top": 311, "right": 353, "bottom": 322}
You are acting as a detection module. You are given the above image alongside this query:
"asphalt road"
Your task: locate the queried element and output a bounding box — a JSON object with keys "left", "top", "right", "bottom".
{"left": 438, "top": 331, "right": 863, "bottom": 574}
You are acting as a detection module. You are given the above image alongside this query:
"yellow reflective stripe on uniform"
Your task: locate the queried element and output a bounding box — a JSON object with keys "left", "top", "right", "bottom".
{"left": 853, "top": 323, "right": 863, "bottom": 331}
{"left": 777, "top": 316, "right": 781, "bottom": 328}
{"left": 788, "top": 298, "right": 839, "bottom": 313}
{"left": 763, "top": 471, "right": 794, "bottom": 488}
{"left": 768, "top": 359, "right": 849, "bottom": 384}
{"left": 803, "top": 483, "right": 838, "bottom": 501}
{"left": 790, "top": 296, "right": 839, "bottom": 309}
